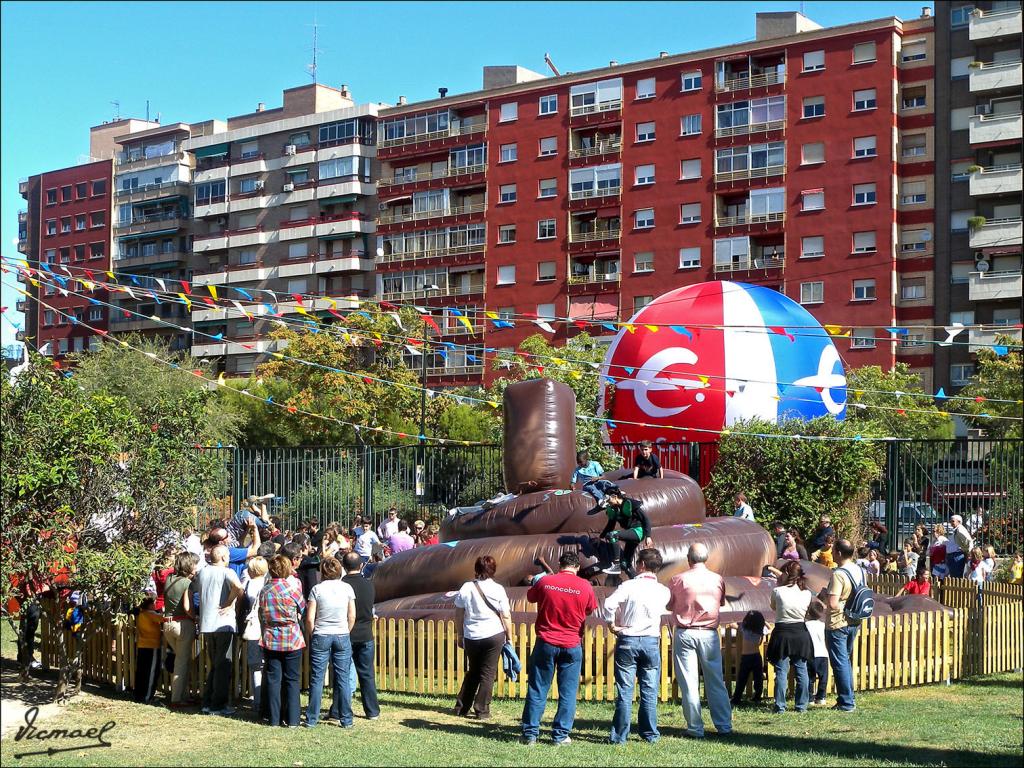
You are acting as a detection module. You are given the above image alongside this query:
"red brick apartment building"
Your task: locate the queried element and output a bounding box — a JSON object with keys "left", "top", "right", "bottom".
{"left": 375, "top": 10, "right": 938, "bottom": 388}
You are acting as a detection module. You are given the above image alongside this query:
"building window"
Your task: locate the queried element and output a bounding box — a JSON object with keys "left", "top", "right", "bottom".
{"left": 900, "top": 229, "right": 928, "bottom": 252}
{"left": 902, "top": 87, "right": 927, "bottom": 110}
{"left": 853, "top": 231, "right": 877, "bottom": 253}
{"left": 58, "top": 339, "right": 69, "bottom": 355}
{"left": 499, "top": 102, "right": 518, "bottom": 122}
{"left": 635, "top": 164, "right": 655, "bottom": 185}
{"left": 239, "top": 177, "right": 260, "bottom": 194}
{"left": 950, "top": 310, "right": 975, "bottom": 326}
{"left": 73, "top": 244, "right": 86, "bottom": 261}
{"left": 537, "top": 303, "right": 556, "bottom": 320}
{"left": 633, "top": 295, "right": 653, "bottom": 313}
{"left": 634, "top": 208, "right": 655, "bottom": 229}
{"left": 59, "top": 247, "right": 70, "bottom": 262}
{"left": 46, "top": 188, "right": 58, "bottom": 205}
{"left": 61, "top": 185, "right": 73, "bottom": 202}
{"left": 950, "top": 6, "right": 974, "bottom": 27}
{"left": 900, "top": 181, "right": 927, "bottom": 205}
{"left": 801, "top": 142, "right": 825, "bottom": 164}
{"left": 90, "top": 211, "right": 105, "bottom": 227}
{"left": 91, "top": 179, "right": 106, "bottom": 196}
{"left": 499, "top": 184, "right": 517, "bottom": 204}
{"left": 75, "top": 182, "right": 88, "bottom": 199}
{"left": 496, "top": 265, "right": 517, "bottom": 285}
{"left": 500, "top": 143, "right": 517, "bottom": 162}
{"left": 539, "top": 94, "right": 558, "bottom": 115}
{"left": 60, "top": 217, "right": 71, "bottom": 233}
{"left": 901, "top": 42, "right": 927, "bottom": 62}
{"left": 851, "top": 328, "right": 876, "bottom": 348}
{"left": 46, "top": 219, "right": 56, "bottom": 235}
{"left": 636, "top": 121, "right": 656, "bottom": 142}
{"left": 636, "top": 77, "right": 656, "bottom": 99}
{"left": 901, "top": 134, "right": 927, "bottom": 158}
{"left": 239, "top": 141, "right": 259, "bottom": 159}
{"left": 43, "top": 310, "right": 54, "bottom": 326}
{"left": 75, "top": 214, "right": 87, "bottom": 231}
{"left": 89, "top": 307, "right": 103, "bottom": 321}
{"left": 681, "top": 71, "right": 702, "bottom": 91}
{"left": 800, "top": 281, "right": 824, "bottom": 304}
{"left": 286, "top": 278, "right": 307, "bottom": 295}
{"left": 497, "top": 224, "right": 517, "bottom": 244}
{"left": 539, "top": 136, "right": 557, "bottom": 156}
{"left": 680, "top": 114, "right": 702, "bottom": 135}
{"left": 853, "top": 183, "right": 877, "bottom": 205}
{"left": 680, "top": 158, "right": 701, "bottom": 179}
{"left": 239, "top": 248, "right": 258, "bottom": 265}
{"left": 537, "top": 261, "right": 556, "bottom": 281}
{"left": 679, "top": 203, "right": 701, "bottom": 224}
{"left": 634, "top": 251, "right": 654, "bottom": 272}
{"left": 802, "top": 50, "right": 825, "bottom": 71}
{"left": 90, "top": 242, "right": 104, "bottom": 259}
{"left": 497, "top": 307, "right": 515, "bottom": 321}
{"left": 539, "top": 178, "right": 557, "bottom": 198}
{"left": 537, "top": 219, "right": 556, "bottom": 239}
{"left": 801, "top": 236, "right": 825, "bottom": 258}
{"left": 289, "top": 131, "right": 311, "bottom": 147}
{"left": 853, "top": 136, "right": 877, "bottom": 158}
{"left": 318, "top": 156, "right": 358, "bottom": 180}
{"left": 853, "top": 41, "right": 876, "bottom": 64}
{"left": 853, "top": 279, "right": 877, "bottom": 300}
{"left": 950, "top": 209, "right": 973, "bottom": 232}
{"left": 678, "top": 247, "right": 701, "bottom": 269}
{"left": 901, "top": 277, "right": 926, "bottom": 300}
{"left": 801, "top": 190, "right": 825, "bottom": 211}
{"left": 853, "top": 88, "right": 877, "bottom": 111}
{"left": 951, "top": 363, "right": 975, "bottom": 386}
{"left": 802, "top": 96, "right": 825, "bottom": 118}
{"left": 287, "top": 242, "right": 308, "bottom": 260}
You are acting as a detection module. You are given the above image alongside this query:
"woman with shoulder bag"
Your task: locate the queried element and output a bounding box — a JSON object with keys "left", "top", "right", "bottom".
{"left": 453, "top": 555, "right": 514, "bottom": 720}
{"left": 162, "top": 551, "right": 199, "bottom": 709}
{"left": 242, "top": 557, "right": 268, "bottom": 710}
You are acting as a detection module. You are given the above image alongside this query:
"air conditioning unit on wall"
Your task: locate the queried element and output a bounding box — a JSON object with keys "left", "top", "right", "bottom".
{"left": 283, "top": 182, "right": 295, "bottom": 192}
{"left": 284, "top": 144, "right": 297, "bottom": 156}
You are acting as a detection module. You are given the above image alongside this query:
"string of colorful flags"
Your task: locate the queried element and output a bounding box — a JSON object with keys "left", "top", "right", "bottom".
{"left": 11, "top": 270, "right": 1023, "bottom": 426}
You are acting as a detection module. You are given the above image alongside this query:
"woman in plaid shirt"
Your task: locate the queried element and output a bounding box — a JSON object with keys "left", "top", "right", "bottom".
{"left": 259, "top": 554, "right": 306, "bottom": 727}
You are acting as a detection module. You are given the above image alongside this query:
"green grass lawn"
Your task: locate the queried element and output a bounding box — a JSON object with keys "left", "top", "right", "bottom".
{"left": 2, "top": 670, "right": 1021, "bottom": 767}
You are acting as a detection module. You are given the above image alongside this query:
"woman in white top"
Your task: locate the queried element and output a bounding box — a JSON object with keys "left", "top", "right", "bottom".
{"left": 453, "top": 555, "right": 513, "bottom": 720}
{"left": 767, "top": 561, "right": 814, "bottom": 713}
{"left": 242, "top": 557, "right": 268, "bottom": 710}
{"left": 304, "top": 557, "right": 357, "bottom": 727}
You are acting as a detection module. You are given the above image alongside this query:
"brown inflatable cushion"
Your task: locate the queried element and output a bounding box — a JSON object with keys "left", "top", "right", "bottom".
{"left": 502, "top": 379, "right": 577, "bottom": 494}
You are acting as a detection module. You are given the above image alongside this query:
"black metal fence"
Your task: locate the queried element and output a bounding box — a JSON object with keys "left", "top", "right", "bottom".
{"left": 198, "top": 438, "right": 1022, "bottom": 552}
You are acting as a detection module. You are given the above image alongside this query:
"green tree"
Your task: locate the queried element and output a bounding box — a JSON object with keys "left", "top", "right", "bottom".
{"left": 704, "top": 417, "right": 884, "bottom": 540}
{"left": 488, "top": 332, "right": 622, "bottom": 470}
{"left": 845, "top": 364, "right": 954, "bottom": 440}
{"left": 958, "top": 334, "right": 1023, "bottom": 439}
{"left": 1, "top": 355, "right": 222, "bottom": 698}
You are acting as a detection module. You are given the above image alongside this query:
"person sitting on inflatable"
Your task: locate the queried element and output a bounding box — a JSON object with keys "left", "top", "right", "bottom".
{"left": 599, "top": 488, "right": 654, "bottom": 578}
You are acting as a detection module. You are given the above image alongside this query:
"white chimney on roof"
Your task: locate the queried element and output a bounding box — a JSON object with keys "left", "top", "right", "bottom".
{"left": 921, "top": 6, "right": 932, "bottom": 17}
{"left": 398, "top": 96, "right": 407, "bottom": 105}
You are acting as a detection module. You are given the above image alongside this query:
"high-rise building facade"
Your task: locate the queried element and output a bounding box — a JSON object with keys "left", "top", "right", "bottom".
{"left": 375, "top": 11, "right": 937, "bottom": 387}
{"left": 934, "top": 0, "right": 1022, "bottom": 396}
{"left": 183, "top": 84, "right": 380, "bottom": 375}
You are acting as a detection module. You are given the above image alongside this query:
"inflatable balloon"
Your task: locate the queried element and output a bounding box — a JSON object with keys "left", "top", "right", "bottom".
{"left": 599, "top": 281, "right": 847, "bottom": 444}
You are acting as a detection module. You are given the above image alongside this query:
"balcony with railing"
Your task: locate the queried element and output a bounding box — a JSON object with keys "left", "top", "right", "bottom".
{"left": 714, "top": 118, "right": 785, "bottom": 140}
{"left": 377, "top": 163, "right": 487, "bottom": 189}
{"left": 114, "top": 209, "right": 187, "bottom": 236}
{"left": 969, "top": 5, "right": 1022, "bottom": 41}
{"left": 568, "top": 262, "right": 621, "bottom": 291}
{"left": 19, "top": 178, "right": 28, "bottom": 197}
{"left": 115, "top": 249, "right": 189, "bottom": 268}
{"left": 115, "top": 148, "right": 190, "bottom": 171}
{"left": 377, "top": 201, "right": 486, "bottom": 226}
{"left": 715, "top": 53, "right": 786, "bottom": 93}
{"left": 378, "top": 241, "right": 486, "bottom": 267}
{"left": 713, "top": 253, "right": 785, "bottom": 273}
{"left": 568, "top": 133, "right": 622, "bottom": 162}
{"left": 714, "top": 164, "right": 785, "bottom": 184}
{"left": 970, "top": 164, "right": 1023, "bottom": 196}
{"left": 568, "top": 183, "right": 622, "bottom": 203}
{"left": 426, "top": 365, "right": 485, "bottom": 378}
{"left": 968, "top": 270, "right": 1023, "bottom": 301}
{"left": 969, "top": 112, "right": 1023, "bottom": 144}
{"left": 382, "top": 279, "right": 485, "bottom": 303}
{"left": 969, "top": 59, "right": 1023, "bottom": 93}
{"left": 378, "top": 120, "right": 487, "bottom": 151}
{"left": 15, "top": 300, "right": 28, "bottom": 313}
{"left": 714, "top": 210, "right": 785, "bottom": 228}
{"left": 569, "top": 99, "right": 622, "bottom": 120}
{"left": 969, "top": 217, "right": 1023, "bottom": 248}
{"left": 969, "top": 324, "right": 1022, "bottom": 353}
{"left": 115, "top": 180, "right": 191, "bottom": 204}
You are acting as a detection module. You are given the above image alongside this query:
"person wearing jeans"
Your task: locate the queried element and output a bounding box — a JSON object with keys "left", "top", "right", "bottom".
{"left": 189, "top": 545, "right": 242, "bottom": 715}
{"left": 667, "top": 543, "right": 732, "bottom": 738}
{"left": 520, "top": 552, "right": 597, "bottom": 746}
{"left": 767, "top": 561, "right": 814, "bottom": 713}
{"left": 824, "top": 539, "right": 861, "bottom": 712}
{"left": 341, "top": 553, "right": 380, "bottom": 720}
{"left": 600, "top": 549, "right": 670, "bottom": 744}
{"left": 304, "top": 558, "right": 356, "bottom": 728}
{"left": 259, "top": 555, "right": 307, "bottom": 727}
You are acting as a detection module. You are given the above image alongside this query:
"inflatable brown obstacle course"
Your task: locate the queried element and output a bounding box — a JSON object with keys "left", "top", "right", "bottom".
{"left": 372, "top": 378, "right": 947, "bottom": 624}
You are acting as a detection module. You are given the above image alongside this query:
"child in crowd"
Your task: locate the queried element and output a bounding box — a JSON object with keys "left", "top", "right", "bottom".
{"left": 882, "top": 552, "right": 898, "bottom": 575}
{"left": 898, "top": 539, "right": 920, "bottom": 580}
{"left": 864, "top": 549, "right": 882, "bottom": 576}
{"left": 226, "top": 494, "right": 274, "bottom": 547}
{"left": 572, "top": 450, "right": 605, "bottom": 485}
{"left": 855, "top": 546, "right": 871, "bottom": 572}
{"left": 811, "top": 534, "right": 836, "bottom": 569}
{"left": 133, "top": 595, "right": 166, "bottom": 704}
{"left": 804, "top": 599, "right": 829, "bottom": 706}
{"left": 632, "top": 441, "right": 663, "bottom": 479}
{"left": 1011, "top": 552, "right": 1023, "bottom": 585}
{"left": 982, "top": 546, "right": 997, "bottom": 582}
{"left": 730, "top": 611, "right": 767, "bottom": 706}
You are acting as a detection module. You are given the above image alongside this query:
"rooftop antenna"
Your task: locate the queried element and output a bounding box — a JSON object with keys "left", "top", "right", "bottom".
{"left": 544, "top": 53, "right": 561, "bottom": 77}
{"left": 111, "top": 99, "right": 120, "bottom": 120}
{"left": 306, "top": 15, "right": 322, "bottom": 83}
{"left": 146, "top": 99, "right": 150, "bottom": 121}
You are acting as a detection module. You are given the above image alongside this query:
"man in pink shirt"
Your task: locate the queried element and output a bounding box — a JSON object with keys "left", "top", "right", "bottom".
{"left": 666, "top": 542, "right": 732, "bottom": 738}
{"left": 388, "top": 521, "right": 416, "bottom": 555}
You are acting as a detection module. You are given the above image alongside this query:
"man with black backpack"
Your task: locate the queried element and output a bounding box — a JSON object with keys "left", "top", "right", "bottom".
{"left": 823, "top": 539, "right": 874, "bottom": 713}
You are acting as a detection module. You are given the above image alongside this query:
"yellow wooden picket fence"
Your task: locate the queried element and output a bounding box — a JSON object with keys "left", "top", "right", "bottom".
{"left": 38, "top": 579, "right": 1022, "bottom": 703}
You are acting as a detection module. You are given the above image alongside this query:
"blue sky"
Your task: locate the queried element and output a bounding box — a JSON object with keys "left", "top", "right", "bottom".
{"left": 0, "top": 0, "right": 935, "bottom": 347}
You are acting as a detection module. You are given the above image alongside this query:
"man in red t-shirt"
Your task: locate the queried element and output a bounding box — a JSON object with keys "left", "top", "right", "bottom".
{"left": 519, "top": 551, "right": 597, "bottom": 747}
